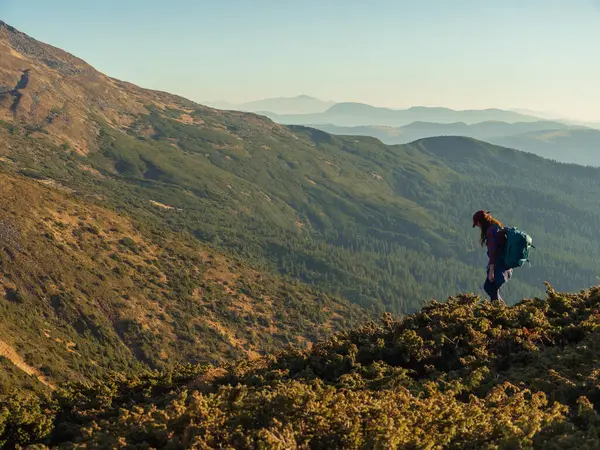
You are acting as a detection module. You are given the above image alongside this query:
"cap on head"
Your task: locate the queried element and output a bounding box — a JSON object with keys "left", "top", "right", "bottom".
{"left": 472, "top": 210, "right": 487, "bottom": 227}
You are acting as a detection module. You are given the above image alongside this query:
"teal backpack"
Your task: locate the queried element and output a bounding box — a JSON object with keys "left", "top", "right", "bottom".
{"left": 502, "top": 227, "right": 534, "bottom": 269}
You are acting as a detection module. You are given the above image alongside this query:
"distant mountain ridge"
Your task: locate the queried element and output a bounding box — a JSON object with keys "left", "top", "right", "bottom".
{"left": 316, "top": 119, "right": 576, "bottom": 140}
{"left": 263, "top": 102, "right": 544, "bottom": 127}
{"left": 496, "top": 128, "right": 600, "bottom": 167}
{"left": 204, "top": 97, "right": 549, "bottom": 126}
{"left": 312, "top": 121, "right": 600, "bottom": 167}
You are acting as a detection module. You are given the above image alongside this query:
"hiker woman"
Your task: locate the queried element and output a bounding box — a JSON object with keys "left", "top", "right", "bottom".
{"left": 472, "top": 210, "right": 512, "bottom": 302}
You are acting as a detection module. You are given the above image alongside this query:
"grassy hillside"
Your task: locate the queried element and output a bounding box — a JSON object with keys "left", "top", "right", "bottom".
{"left": 5, "top": 284, "right": 600, "bottom": 448}
{"left": 3, "top": 20, "right": 600, "bottom": 316}
{"left": 0, "top": 171, "right": 361, "bottom": 392}
{"left": 6, "top": 110, "right": 600, "bottom": 317}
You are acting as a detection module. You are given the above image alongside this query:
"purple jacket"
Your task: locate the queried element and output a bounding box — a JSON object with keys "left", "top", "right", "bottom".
{"left": 486, "top": 226, "right": 506, "bottom": 266}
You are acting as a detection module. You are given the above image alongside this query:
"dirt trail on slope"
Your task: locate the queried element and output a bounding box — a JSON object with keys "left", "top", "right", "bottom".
{"left": 0, "top": 339, "right": 55, "bottom": 389}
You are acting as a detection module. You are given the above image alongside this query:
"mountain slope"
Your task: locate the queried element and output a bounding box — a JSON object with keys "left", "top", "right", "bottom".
{"left": 264, "top": 103, "right": 543, "bottom": 127}
{"left": 0, "top": 19, "right": 205, "bottom": 154}
{"left": 3, "top": 21, "right": 600, "bottom": 317}
{"left": 6, "top": 284, "right": 600, "bottom": 448}
{"left": 0, "top": 170, "right": 362, "bottom": 393}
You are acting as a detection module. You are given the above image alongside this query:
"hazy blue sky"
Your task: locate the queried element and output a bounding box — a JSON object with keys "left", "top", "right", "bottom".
{"left": 2, "top": 0, "right": 599, "bottom": 120}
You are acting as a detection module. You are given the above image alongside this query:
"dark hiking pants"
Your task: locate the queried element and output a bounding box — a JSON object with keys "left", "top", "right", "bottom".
{"left": 484, "top": 264, "right": 512, "bottom": 302}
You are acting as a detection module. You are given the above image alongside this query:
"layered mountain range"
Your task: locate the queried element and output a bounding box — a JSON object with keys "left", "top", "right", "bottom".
{"left": 217, "top": 97, "right": 600, "bottom": 167}
{"left": 313, "top": 121, "right": 600, "bottom": 167}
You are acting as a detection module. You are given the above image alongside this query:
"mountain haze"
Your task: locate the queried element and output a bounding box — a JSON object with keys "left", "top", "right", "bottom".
{"left": 315, "top": 120, "right": 576, "bottom": 143}
{"left": 206, "top": 95, "right": 335, "bottom": 115}
{"left": 496, "top": 128, "right": 600, "bottom": 167}
{"left": 314, "top": 122, "right": 600, "bottom": 167}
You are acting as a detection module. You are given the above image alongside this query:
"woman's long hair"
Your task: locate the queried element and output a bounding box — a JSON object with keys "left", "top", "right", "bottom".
{"left": 478, "top": 212, "right": 504, "bottom": 246}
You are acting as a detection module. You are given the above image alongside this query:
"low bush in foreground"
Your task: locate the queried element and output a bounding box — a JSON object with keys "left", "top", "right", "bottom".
{"left": 5, "top": 284, "right": 600, "bottom": 448}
